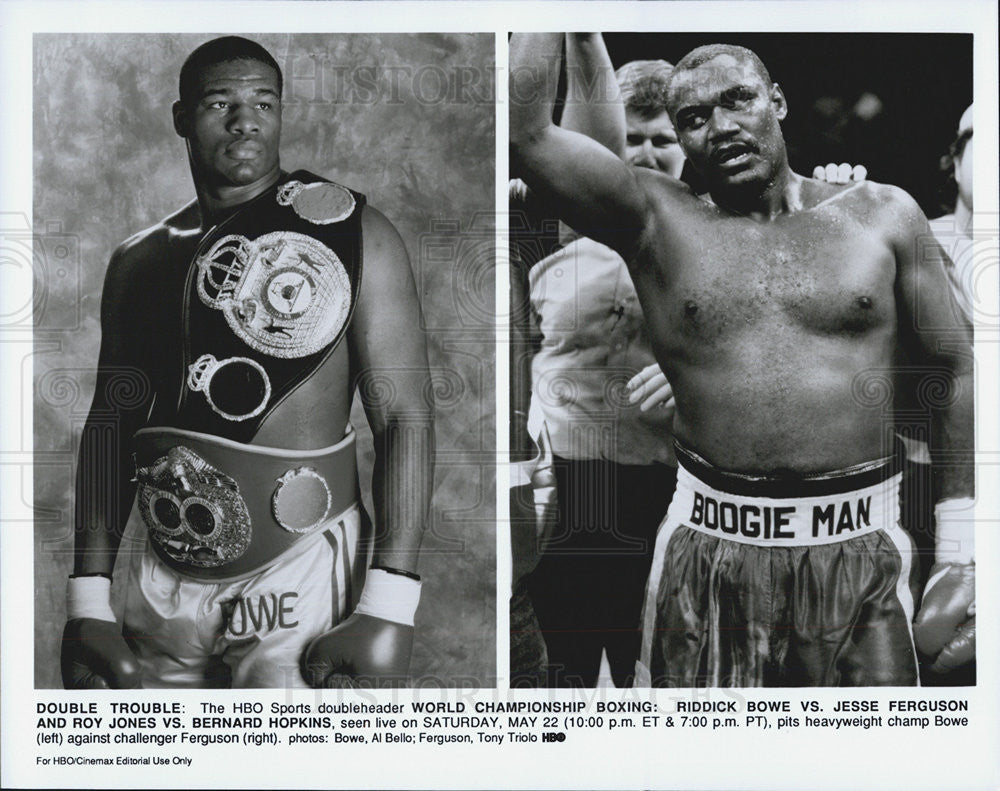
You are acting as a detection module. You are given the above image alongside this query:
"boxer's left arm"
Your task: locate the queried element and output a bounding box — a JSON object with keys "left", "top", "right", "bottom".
{"left": 889, "top": 185, "right": 976, "bottom": 671}
{"left": 303, "top": 206, "right": 434, "bottom": 687}
{"left": 510, "top": 33, "right": 652, "bottom": 259}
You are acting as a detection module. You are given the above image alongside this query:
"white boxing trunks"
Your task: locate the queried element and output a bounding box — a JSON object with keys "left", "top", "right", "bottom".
{"left": 121, "top": 503, "right": 365, "bottom": 689}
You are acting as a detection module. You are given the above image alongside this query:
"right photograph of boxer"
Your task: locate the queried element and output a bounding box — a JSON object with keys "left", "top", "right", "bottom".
{"left": 509, "top": 32, "right": 975, "bottom": 688}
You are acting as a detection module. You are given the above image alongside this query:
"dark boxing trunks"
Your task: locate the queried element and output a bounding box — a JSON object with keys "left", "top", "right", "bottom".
{"left": 636, "top": 445, "right": 919, "bottom": 687}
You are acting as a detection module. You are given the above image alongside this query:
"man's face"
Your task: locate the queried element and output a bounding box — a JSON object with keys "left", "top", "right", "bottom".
{"left": 667, "top": 54, "right": 787, "bottom": 189}
{"left": 174, "top": 59, "right": 282, "bottom": 190}
{"left": 625, "top": 109, "right": 685, "bottom": 178}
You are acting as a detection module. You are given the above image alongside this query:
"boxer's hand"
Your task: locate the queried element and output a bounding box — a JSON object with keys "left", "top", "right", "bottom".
{"left": 509, "top": 178, "right": 529, "bottom": 202}
{"left": 913, "top": 562, "right": 976, "bottom": 673}
{"left": 61, "top": 618, "right": 142, "bottom": 689}
{"left": 812, "top": 162, "right": 868, "bottom": 184}
{"left": 626, "top": 363, "right": 675, "bottom": 415}
{"left": 302, "top": 613, "right": 413, "bottom": 688}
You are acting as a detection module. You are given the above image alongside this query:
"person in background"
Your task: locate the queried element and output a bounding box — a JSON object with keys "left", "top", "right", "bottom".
{"left": 932, "top": 103, "right": 975, "bottom": 322}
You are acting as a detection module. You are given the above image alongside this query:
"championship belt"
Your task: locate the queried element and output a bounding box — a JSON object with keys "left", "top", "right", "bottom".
{"left": 134, "top": 426, "right": 359, "bottom": 580}
{"left": 195, "top": 229, "right": 352, "bottom": 359}
{"left": 178, "top": 171, "right": 365, "bottom": 443}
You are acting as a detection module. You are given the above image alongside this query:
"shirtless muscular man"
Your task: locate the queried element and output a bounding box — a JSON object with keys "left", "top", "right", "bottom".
{"left": 510, "top": 34, "right": 974, "bottom": 686}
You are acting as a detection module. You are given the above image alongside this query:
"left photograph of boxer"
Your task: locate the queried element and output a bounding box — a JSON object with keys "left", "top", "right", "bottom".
{"left": 33, "top": 34, "right": 495, "bottom": 688}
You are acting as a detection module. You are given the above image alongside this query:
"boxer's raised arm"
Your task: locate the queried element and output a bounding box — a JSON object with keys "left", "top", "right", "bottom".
{"left": 509, "top": 33, "right": 646, "bottom": 258}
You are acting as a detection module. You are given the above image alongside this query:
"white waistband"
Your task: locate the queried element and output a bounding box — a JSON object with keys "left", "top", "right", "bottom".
{"left": 671, "top": 463, "right": 902, "bottom": 547}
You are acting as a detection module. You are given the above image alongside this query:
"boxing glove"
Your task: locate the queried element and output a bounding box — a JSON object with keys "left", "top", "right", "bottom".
{"left": 62, "top": 574, "right": 142, "bottom": 689}
{"left": 302, "top": 613, "right": 414, "bottom": 687}
{"left": 61, "top": 617, "right": 142, "bottom": 689}
{"left": 301, "top": 568, "right": 420, "bottom": 687}
{"left": 913, "top": 498, "right": 975, "bottom": 672}
{"left": 913, "top": 562, "right": 975, "bottom": 672}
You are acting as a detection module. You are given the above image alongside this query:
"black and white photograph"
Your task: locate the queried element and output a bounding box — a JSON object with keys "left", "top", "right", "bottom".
{"left": 509, "top": 31, "right": 978, "bottom": 689}
{"left": 1, "top": 1, "right": 998, "bottom": 790}
{"left": 29, "top": 32, "right": 495, "bottom": 690}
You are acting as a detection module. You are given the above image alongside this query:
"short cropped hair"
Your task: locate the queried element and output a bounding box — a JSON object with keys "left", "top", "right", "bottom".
{"left": 615, "top": 60, "right": 674, "bottom": 119}
{"left": 667, "top": 44, "right": 773, "bottom": 103}
{"left": 179, "top": 36, "right": 283, "bottom": 106}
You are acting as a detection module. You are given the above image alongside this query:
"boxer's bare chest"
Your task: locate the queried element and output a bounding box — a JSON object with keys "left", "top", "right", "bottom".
{"left": 637, "top": 197, "right": 898, "bottom": 358}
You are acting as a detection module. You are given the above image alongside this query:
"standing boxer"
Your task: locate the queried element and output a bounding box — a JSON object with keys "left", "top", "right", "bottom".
{"left": 511, "top": 34, "right": 974, "bottom": 686}
{"left": 62, "top": 36, "right": 433, "bottom": 688}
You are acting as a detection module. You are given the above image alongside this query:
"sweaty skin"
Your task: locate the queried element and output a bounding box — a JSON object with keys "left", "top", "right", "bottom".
{"left": 633, "top": 174, "right": 901, "bottom": 473}
{"left": 510, "top": 36, "right": 973, "bottom": 485}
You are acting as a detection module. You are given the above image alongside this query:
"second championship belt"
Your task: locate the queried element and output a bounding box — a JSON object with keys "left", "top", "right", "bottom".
{"left": 178, "top": 171, "right": 366, "bottom": 442}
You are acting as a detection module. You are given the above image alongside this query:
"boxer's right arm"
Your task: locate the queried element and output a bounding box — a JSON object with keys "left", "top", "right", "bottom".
{"left": 63, "top": 243, "right": 152, "bottom": 689}
{"left": 561, "top": 33, "right": 625, "bottom": 158}
{"left": 509, "top": 33, "right": 648, "bottom": 258}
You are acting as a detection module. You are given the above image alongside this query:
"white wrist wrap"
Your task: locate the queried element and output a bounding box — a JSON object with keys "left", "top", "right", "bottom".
{"left": 935, "top": 497, "right": 975, "bottom": 565}
{"left": 354, "top": 569, "right": 421, "bottom": 626}
{"left": 67, "top": 576, "right": 116, "bottom": 622}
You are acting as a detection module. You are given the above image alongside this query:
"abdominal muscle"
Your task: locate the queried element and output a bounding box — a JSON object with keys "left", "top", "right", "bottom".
{"left": 666, "top": 327, "right": 897, "bottom": 475}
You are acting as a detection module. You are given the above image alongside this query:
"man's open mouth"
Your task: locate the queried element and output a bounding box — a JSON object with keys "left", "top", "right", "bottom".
{"left": 712, "top": 142, "right": 755, "bottom": 167}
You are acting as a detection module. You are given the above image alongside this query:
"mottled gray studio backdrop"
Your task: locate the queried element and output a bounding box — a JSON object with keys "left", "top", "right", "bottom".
{"left": 32, "top": 33, "right": 496, "bottom": 687}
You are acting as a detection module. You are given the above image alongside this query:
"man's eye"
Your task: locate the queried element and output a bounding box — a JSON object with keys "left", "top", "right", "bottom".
{"left": 256, "top": 102, "right": 272, "bottom": 111}
{"left": 626, "top": 135, "right": 644, "bottom": 146}
{"left": 209, "top": 101, "right": 229, "bottom": 110}
{"left": 723, "top": 88, "right": 754, "bottom": 107}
